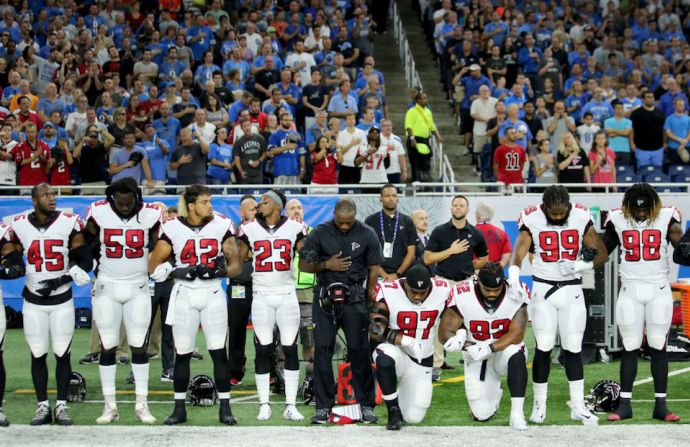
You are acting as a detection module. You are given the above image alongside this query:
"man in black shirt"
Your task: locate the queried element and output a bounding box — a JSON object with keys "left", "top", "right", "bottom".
{"left": 302, "top": 69, "right": 329, "bottom": 131}
{"left": 364, "top": 184, "right": 417, "bottom": 280}
{"left": 254, "top": 57, "right": 281, "bottom": 102}
{"left": 299, "top": 199, "right": 383, "bottom": 424}
{"left": 630, "top": 90, "right": 666, "bottom": 169}
{"left": 172, "top": 87, "right": 198, "bottom": 128}
{"left": 233, "top": 117, "right": 267, "bottom": 184}
{"left": 73, "top": 125, "right": 115, "bottom": 195}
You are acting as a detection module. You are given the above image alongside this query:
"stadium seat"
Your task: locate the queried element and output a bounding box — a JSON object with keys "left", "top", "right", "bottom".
{"left": 668, "top": 164, "right": 690, "bottom": 177}
{"left": 642, "top": 173, "right": 671, "bottom": 183}
{"left": 619, "top": 174, "right": 641, "bottom": 183}
{"left": 656, "top": 186, "right": 682, "bottom": 193}
{"left": 672, "top": 174, "right": 690, "bottom": 183}
{"left": 638, "top": 165, "right": 664, "bottom": 178}
{"left": 616, "top": 164, "right": 635, "bottom": 176}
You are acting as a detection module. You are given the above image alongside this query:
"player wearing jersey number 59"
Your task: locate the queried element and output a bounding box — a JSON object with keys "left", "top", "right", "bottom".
{"left": 603, "top": 184, "right": 685, "bottom": 423}
{"left": 510, "top": 185, "right": 608, "bottom": 426}
{"left": 236, "top": 190, "right": 308, "bottom": 422}
{"left": 369, "top": 263, "right": 451, "bottom": 431}
{"left": 440, "top": 263, "right": 530, "bottom": 430}
{"left": 149, "top": 185, "right": 242, "bottom": 426}
{"left": 83, "top": 178, "right": 162, "bottom": 425}
{"left": 10, "top": 183, "right": 93, "bottom": 426}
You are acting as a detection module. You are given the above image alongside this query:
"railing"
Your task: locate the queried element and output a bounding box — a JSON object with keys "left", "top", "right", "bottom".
{"left": 510, "top": 183, "right": 690, "bottom": 194}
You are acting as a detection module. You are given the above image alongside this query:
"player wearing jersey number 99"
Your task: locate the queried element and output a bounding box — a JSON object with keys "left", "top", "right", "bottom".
{"left": 149, "top": 185, "right": 242, "bottom": 426}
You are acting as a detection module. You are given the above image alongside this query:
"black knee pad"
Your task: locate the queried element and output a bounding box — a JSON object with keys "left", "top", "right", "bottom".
{"left": 100, "top": 348, "right": 117, "bottom": 366}
{"left": 375, "top": 352, "right": 396, "bottom": 371}
{"left": 131, "top": 350, "right": 148, "bottom": 364}
{"left": 562, "top": 349, "right": 584, "bottom": 381}
{"left": 32, "top": 353, "right": 48, "bottom": 364}
{"left": 55, "top": 351, "right": 71, "bottom": 364}
{"left": 508, "top": 351, "right": 526, "bottom": 369}
{"left": 254, "top": 341, "right": 274, "bottom": 375}
{"left": 208, "top": 348, "right": 228, "bottom": 363}
{"left": 282, "top": 344, "right": 299, "bottom": 371}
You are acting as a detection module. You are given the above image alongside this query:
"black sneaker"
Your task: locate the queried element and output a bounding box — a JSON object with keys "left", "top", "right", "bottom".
{"left": 361, "top": 406, "right": 378, "bottom": 424}
{"left": 165, "top": 402, "right": 187, "bottom": 425}
{"left": 311, "top": 408, "right": 330, "bottom": 424}
{"left": 386, "top": 406, "right": 403, "bottom": 431}
{"left": 79, "top": 352, "right": 100, "bottom": 364}
{"left": 30, "top": 403, "right": 52, "bottom": 425}
{"left": 219, "top": 400, "right": 237, "bottom": 425}
{"left": 118, "top": 356, "right": 130, "bottom": 365}
{"left": 0, "top": 408, "right": 9, "bottom": 427}
{"left": 161, "top": 369, "right": 174, "bottom": 382}
{"left": 147, "top": 352, "right": 159, "bottom": 360}
{"left": 191, "top": 351, "right": 204, "bottom": 361}
{"left": 126, "top": 371, "right": 135, "bottom": 384}
{"left": 54, "top": 403, "right": 73, "bottom": 426}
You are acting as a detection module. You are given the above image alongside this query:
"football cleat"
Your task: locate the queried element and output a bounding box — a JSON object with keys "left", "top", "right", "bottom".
{"left": 191, "top": 351, "right": 204, "bottom": 361}
{"left": 96, "top": 403, "right": 119, "bottom": 424}
{"left": 283, "top": 404, "right": 304, "bottom": 422}
{"left": 219, "top": 401, "right": 237, "bottom": 425}
{"left": 529, "top": 400, "right": 546, "bottom": 424}
{"left": 568, "top": 400, "right": 599, "bottom": 426}
{"left": 30, "top": 403, "right": 52, "bottom": 426}
{"left": 135, "top": 403, "right": 156, "bottom": 424}
{"left": 79, "top": 352, "right": 100, "bottom": 364}
{"left": 311, "top": 408, "right": 330, "bottom": 424}
{"left": 257, "top": 403, "right": 272, "bottom": 421}
{"left": 608, "top": 398, "right": 632, "bottom": 422}
{"left": 431, "top": 368, "right": 441, "bottom": 382}
{"left": 360, "top": 406, "right": 378, "bottom": 424}
{"left": 0, "top": 408, "right": 9, "bottom": 427}
{"left": 164, "top": 405, "right": 187, "bottom": 425}
{"left": 161, "top": 369, "right": 174, "bottom": 382}
{"left": 510, "top": 415, "right": 528, "bottom": 431}
{"left": 54, "top": 403, "right": 73, "bottom": 426}
{"left": 386, "top": 406, "right": 403, "bottom": 431}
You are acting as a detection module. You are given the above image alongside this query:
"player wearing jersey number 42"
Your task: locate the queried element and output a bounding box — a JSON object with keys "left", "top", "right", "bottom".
{"left": 440, "top": 263, "right": 531, "bottom": 431}
{"left": 369, "top": 263, "right": 451, "bottom": 431}
{"left": 84, "top": 178, "right": 162, "bottom": 425}
{"left": 603, "top": 183, "right": 686, "bottom": 423}
{"left": 149, "top": 185, "right": 243, "bottom": 426}
{"left": 237, "top": 189, "right": 308, "bottom": 422}
{"left": 510, "top": 185, "right": 608, "bottom": 426}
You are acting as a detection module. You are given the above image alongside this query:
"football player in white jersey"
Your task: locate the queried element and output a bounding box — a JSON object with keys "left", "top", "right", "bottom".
{"left": 10, "top": 183, "right": 93, "bottom": 425}
{"left": 440, "top": 263, "right": 530, "bottom": 430}
{"left": 510, "top": 185, "right": 608, "bottom": 425}
{"left": 0, "top": 222, "right": 26, "bottom": 427}
{"left": 237, "top": 189, "right": 308, "bottom": 422}
{"left": 369, "top": 263, "right": 450, "bottom": 430}
{"left": 149, "top": 184, "right": 242, "bottom": 425}
{"left": 603, "top": 183, "right": 685, "bottom": 422}
{"left": 84, "top": 178, "right": 162, "bottom": 425}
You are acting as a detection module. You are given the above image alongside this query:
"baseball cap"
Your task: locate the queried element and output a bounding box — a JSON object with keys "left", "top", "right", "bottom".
{"left": 43, "top": 121, "right": 55, "bottom": 128}
{"left": 469, "top": 64, "right": 481, "bottom": 71}
{"left": 368, "top": 123, "right": 381, "bottom": 132}
{"left": 405, "top": 264, "right": 431, "bottom": 290}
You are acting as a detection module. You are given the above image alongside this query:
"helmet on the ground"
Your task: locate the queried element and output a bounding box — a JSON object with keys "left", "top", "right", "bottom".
{"left": 585, "top": 379, "right": 620, "bottom": 413}
{"left": 300, "top": 375, "right": 314, "bottom": 405}
{"left": 68, "top": 371, "right": 87, "bottom": 403}
{"left": 188, "top": 374, "right": 217, "bottom": 406}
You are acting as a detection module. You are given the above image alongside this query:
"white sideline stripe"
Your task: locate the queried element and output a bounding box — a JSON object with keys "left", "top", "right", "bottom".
{"left": 84, "top": 395, "right": 266, "bottom": 405}
{"left": 632, "top": 366, "right": 690, "bottom": 386}
{"left": 633, "top": 399, "right": 690, "bottom": 403}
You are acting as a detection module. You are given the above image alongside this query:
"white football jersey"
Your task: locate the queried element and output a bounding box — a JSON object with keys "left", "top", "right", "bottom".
{"left": 374, "top": 277, "right": 451, "bottom": 360}
{"left": 447, "top": 278, "right": 529, "bottom": 343}
{"left": 518, "top": 203, "right": 593, "bottom": 281}
{"left": 606, "top": 206, "right": 681, "bottom": 283}
{"left": 0, "top": 222, "right": 12, "bottom": 246}
{"left": 238, "top": 217, "right": 308, "bottom": 293}
{"left": 160, "top": 212, "right": 235, "bottom": 287}
{"left": 11, "top": 211, "right": 84, "bottom": 296}
{"left": 87, "top": 200, "right": 162, "bottom": 283}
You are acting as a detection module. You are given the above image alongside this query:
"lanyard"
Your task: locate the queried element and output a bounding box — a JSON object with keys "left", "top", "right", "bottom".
{"left": 380, "top": 210, "right": 399, "bottom": 245}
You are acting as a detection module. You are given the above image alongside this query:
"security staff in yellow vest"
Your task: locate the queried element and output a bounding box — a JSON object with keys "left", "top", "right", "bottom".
{"left": 404, "top": 92, "right": 443, "bottom": 183}
{"left": 286, "top": 199, "right": 316, "bottom": 375}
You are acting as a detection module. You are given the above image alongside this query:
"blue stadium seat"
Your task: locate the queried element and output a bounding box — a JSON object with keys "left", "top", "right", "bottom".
{"left": 668, "top": 164, "right": 690, "bottom": 177}
{"left": 642, "top": 173, "right": 671, "bottom": 183}
{"left": 638, "top": 165, "right": 664, "bottom": 178}
{"left": 656, "top": 186, "right": 682, "bottom": 193}
{"left": 672, "top": 174, "right": 690, "bottom": 183}
{"left": 616, "top": 164, "right": 635, "bottom": 176}
{"left": 619, "top": 174, "right": 640, "bottom": 183}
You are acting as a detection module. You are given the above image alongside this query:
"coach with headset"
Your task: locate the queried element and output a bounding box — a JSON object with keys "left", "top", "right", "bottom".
{"left": 299, "top": 199, "right": 383, "bottom": 424}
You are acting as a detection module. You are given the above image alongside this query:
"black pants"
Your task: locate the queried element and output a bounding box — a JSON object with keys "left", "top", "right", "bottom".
{"left": 151, "top": 280, "right": 175, "bottom": 372}
{"left": 227, "top": 282, "right": 253, "bottom": 382}
{"left": 312, "top": 292, "right": 375, "bottom": 410}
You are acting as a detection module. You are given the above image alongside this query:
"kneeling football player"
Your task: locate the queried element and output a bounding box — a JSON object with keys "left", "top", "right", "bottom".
{"left": 369, "top": 263, "right": 451, "bottom": 430}
{"left": 439, "top": 262, "right": 530, "bottom": 430}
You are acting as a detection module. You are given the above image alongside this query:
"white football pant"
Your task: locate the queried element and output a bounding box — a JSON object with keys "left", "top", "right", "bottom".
{"left": 529, "top": 281, "right": 586, "bottom": 353}
{"left": 23, "top": 299, "right": 75, "bottom": 357}
{"left": 252, "top": 290, "right": 300, "bottom": 346}
{"left": 616, "top": 281, "right": 672, "bottom": 351}
{"left": 93, "top": 280, "right": 152, "bottom": 349}
{"left": 170, "top": 283, "right": 228, "bottom": 354}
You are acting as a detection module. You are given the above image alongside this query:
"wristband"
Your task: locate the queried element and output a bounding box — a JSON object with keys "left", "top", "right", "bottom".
{"left": 386, "top": 329, "right": 400, "bottom": 345}
{"left": 489, "top": 343, "right": 495, "bottom": 353}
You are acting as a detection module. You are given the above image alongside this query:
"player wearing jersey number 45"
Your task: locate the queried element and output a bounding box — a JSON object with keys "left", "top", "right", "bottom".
{"left": 369, "top": 263, "right": 451, "bottom": 431}
{"left": 440, "top": 263, "right": 531, "bottom": 430}
{"left": 237, "top": 189, "right": 308, "bottom": 422}
{"left": 603, "top": 183, "right": 686, "bottom": 423}
{"left": 510, "top": 185, "right": 608, "bottom": 426}
{"left": 84, "top": 178, "right": 162, "bottom": 425}
{"left": 10, "top": 183, "right": 94, "bottom": 426}
{"left": 149, "top": 185, "right": 243, "bottom": 426}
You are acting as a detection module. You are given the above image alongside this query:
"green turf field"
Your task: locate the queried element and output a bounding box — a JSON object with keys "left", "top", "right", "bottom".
{"left": 2, "top": 327, "right": 690, "bottom": 426}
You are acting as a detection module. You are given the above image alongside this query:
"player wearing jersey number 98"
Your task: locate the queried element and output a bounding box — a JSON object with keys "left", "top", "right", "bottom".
{"left": 149, "top": 185, "right": 242, "bottom": 426}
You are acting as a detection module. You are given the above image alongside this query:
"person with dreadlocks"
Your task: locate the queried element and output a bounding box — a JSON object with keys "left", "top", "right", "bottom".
{"left": 83, "top": 177, "right": 162, "bottom": 425}
{"left": 439, "top": 262, "right": 531, "bottom": 430}
{"left": 510, "top": 185, "right": 608, "bottom": 426}
{"left": 603, "top": 183, "right": 685, "bottom": 423}
{"left": 149, "top": 184, "right": 242, "bottom": 425}
{"left": 236, "top": 189, "right": 309, "bottom": 422}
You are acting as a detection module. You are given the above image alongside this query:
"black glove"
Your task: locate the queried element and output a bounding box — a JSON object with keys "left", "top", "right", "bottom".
{"left": 4, "top": 262, "right": 24, "bottom": 279}
{"left": 169, "top": 267, "right": 197, "bottom": 280}
{"left": 581, "top": 247, "right": 597, "bottom": 263}
{"left": 195, "top": 256, "right": 226, "bottom": 279}
{"left": 36, "top": 275, "right": 72, "bottom": 297}
{"left": 679, "top": 241, "right": 690, "bottom": 258}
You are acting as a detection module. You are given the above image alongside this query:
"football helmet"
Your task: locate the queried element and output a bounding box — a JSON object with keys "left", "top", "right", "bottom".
{"left": 188, "top": 375, "right": 217, "bottom": 406}
{"left": 68, "top": 371, "right": 87, "bottom": 403}
{"left": 585, "top": 379, "right": 621, "bottom": 413}
{"left": 300, "top": 375, "right": 314, "bottom": 405}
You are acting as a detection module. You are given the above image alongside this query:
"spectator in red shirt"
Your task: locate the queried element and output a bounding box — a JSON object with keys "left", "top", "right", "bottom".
{"left": 310, "top": 134, "right": 342, "bottom": 194}
{"left": 14, "top": 95, "right": 42, "bottom": 130}
{"left": 493, "top": 126, "right": 527, "bottom": 185}
{"left": 13, "top": 122, "right": 50, "bottom": 188}
{"left": 474, "top": 201, "right": 512, "bottom": 266}
{"left": 47, "top": 140, "right": 73, "bottom": 191}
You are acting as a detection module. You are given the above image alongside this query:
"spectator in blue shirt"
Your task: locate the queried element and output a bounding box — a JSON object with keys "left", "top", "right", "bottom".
{"left": 152, "top": 102, "right": 181, "bottom": 154}
{"left": 159, "top": 47, "right": 186, "bottom": 82}
{"left": 581, "top": 88, "right": 615, "bottom": 125}
{"left": 227, "top": 90, "right": 253, "bottom": 124}
{"left": 37, "top": 83, "right": 66, "bottom": 123}
{"left": 659, "top": 78, "right": 689, "bottom": 117}
{"left": 604, "top": 100, "right": 634, "bottom": 166}
{"left": 268, "top": 113, "right": 304, "bottom": 186}
{"left": 140, "top": 124, "right": 170, "bottom": 192}
{"left": 195, "top": 51, "right": 221, "bottom": 88}
{"left": 186, "top": 14, "right": 214, "bottom": 63}
{"left": 206, "top": 128, "right": 234, "bottom": 185}
{"left": 517, "top": 34, "right": 542, "bottom": 78}
{"left": 109, "top": 130, "right": 154, "bottom": 187}
{"left": 499, "top": 104, "right": 533, "bottom": 150}
{"left": 327, "top": 79, "right": 359, "bottom": 128}
{"left": 664, "top": 97, "right": 690, "bottom": 165}
{"left": 273, "top": 67, "right": 301, "bottom": 117}
{"left": 482, "top": 11, "right": 509, "bottom": 47}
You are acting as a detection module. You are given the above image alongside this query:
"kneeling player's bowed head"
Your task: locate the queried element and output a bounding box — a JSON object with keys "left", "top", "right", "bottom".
{"left": 106, "top": 177, "right": 143, "bottom": 220}
{"left": 622, "top": 182, "right": 661, "bottom": 224}
{"left": 542, "top": 185, "right": 571, "bottom": 226}
{"left": 404, "top": 263, "right": 432, "bottom": 305}
{"left": 178, "top": 184, "right": 213, "bottom": 221}
{"left": 476, "top": 262, "right": 506, "bottom": 302}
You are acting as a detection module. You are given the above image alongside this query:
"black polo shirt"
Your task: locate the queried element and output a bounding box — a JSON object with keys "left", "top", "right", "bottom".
{"left": 426, "top": 220, "right": 488, "bottom": 281}
{"left": 300, "top": 219, "right": 383, "bottom": 287}
{"left": 364, "top": 210, "right": 417, "bottom": 275}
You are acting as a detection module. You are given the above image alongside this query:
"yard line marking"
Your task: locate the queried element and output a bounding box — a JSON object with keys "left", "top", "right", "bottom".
{"left": 633, "top": 366, "right": 690, "bottom": 386}
{"left": 15, "top": 389, "right": 257, "bottom": 396}
{"left": 82, "top": 397, "right": 270, "bottom": 405}
{"left": 633, "top": 399, "right": 690, "bottom": 403}
{"left": 230, "top": 394, "right": 259, "bottom": 403}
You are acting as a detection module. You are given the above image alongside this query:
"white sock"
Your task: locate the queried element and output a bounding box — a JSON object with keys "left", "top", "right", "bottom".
{"left": 511, "top": 397, "right": 525, "bottom": 417}
{"left": 568, "top": 379, "right": 584, "bottom": 404}
{"left": 38, "top": 400, "right": 49, "bottom": 407}
{"left": 174, "top": 392, "right": 186, "bottom": 400}
{"left": 284, "top": 369, "right": 300, "bottom": 406}
{"left": 533, "top": 382, "right": 548, "bottom": 402}
{"left": 104, "top": 395, "right": 116, "bottom": 406}
{"left": 620, "top": 391, "right": 632, "bottom": 399}
{"left": 218, "top": 392, "right": 230, "bottom": 400}
{"left": 132, "top": 362, "right": 150, "bottom": 398}
{"left": 56, "top": 399, "right": 67, "bottom": 407}
{"left": 655, "top": 393, "right": 667, "bottom": 398}
{"left": 99, "top": 364, "right": 117, "bottom": 397}
{"left": 383, "top": 391, "right": 399, "bottom": 401}
{"left": 256, "top": 373, "right": 270, "bottom": 405}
